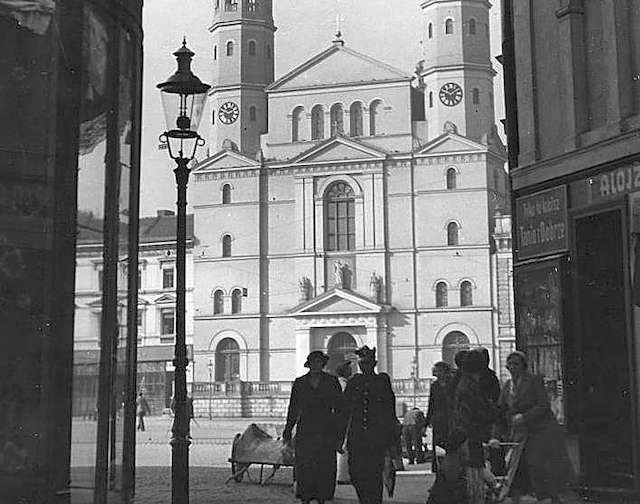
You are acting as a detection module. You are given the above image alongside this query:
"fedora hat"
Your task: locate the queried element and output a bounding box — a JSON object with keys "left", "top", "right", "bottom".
{"left": 304, "top": 350, "right": 329, "bottom": 368}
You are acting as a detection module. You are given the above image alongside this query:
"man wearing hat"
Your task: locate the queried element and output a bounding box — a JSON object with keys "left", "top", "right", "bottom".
{"left": 342, "top": 346, "right": 397, "bottom": 504}
{"left": 283, "top": 351, "right": 345, "bottom": 504}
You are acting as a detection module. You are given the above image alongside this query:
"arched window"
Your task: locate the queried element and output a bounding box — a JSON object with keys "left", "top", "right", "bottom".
{"left": 436, "top": 282, "right": 448, "bottom": 308}
{"left": 446, "top": 168, "right": 457, "bottom": 189}
{"left": 213, "top": 290, "right": 224, "bottom": 314}
{"left": 330, "top": 103, "right": 344, "bottom": 136}
{"left": 325, "top": 182, "right": 355, "bottom": 251}
{"left": 291, "top": 106, "right": 304, "bottom": 142}
{"left": 225, "top": 0, "right": 238, "bottom": 11}
{"left": 369, "top": 99, "right": 382, "bottom": 135}
{"left": 249, "top": 106, "right": 256, "bottom": 121}
{"left": 222, "top": 184, "right": 231, "bottom": 204}
{"left": 247, "top": 0, "right": 257, "bottom": 12}
{"left": 248, "top": 40, "right": 256, "bottom": 56}
{"left": 442, "top": 331, "right": 470, "bottom": 367}
{"left": 327, "top": 332, "right": 358, "bottom": 374}
{"left": 349, "top": 102, "right": 363, "bottom": 136}
{"left": 428, "top": 22, "right": 433, "bottom": 39}
{"left": 226, "top": 41, "right": 234, "bottom": 56}
{"left": 213, "top": 45, "right": 217, "bottom": 60}
{"left": 447, "top": 222, "right": 459, "bottom": 246}
{"left": 460, "top": 281, "right": 473, "bottom": 306}
{"left": 266, "top": 44, "right": 272, "bottom": 59}
{"left": 429, "top": 92, "right": 434, "bottom": 108}
{"left": 231, "top": 288, "right": 242, "bottom": 313}
{"left": 222, "top": 234, "right": 232, "bottom": 257}
{"left": 215, "top": 337, "right": 240, "bottom": 381}
{"left": 472, "top": 88, "right": 480, "bottom": 105}
{"left": 311, "top": 105, "right": 324, "bottom": 140}
{"left": 469, "top": 18, "right": 476, "bottom": 35}
{"left": 445, "top": 18, "right": 454, "bottom": 34}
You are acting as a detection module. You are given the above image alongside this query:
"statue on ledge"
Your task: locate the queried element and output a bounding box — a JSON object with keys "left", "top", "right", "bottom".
{"left": 298, "top": 276, "right": 312, "bottom": 302}
{"left": 369, "top": 271, "right": 383, "bottom": 303}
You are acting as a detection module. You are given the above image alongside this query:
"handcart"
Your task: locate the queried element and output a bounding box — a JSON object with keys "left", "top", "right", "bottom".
{"left": 486, "top": 440, "right": 526, "bottom": 503}
{"left": 226, "top": 423, "right": 295, "bottom": 486}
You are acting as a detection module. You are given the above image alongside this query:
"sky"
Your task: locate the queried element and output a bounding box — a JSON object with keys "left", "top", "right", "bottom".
{"left": 140, "top": 0, "right": 504, "bottom": 217}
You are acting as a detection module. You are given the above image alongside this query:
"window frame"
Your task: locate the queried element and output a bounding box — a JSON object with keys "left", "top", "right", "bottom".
{"left": 160, "top": 307, "right": 175, "bottom": 336}
{"left": 248, "top": 40, "right": 256, "bottom": 56}
{"left": 226, "top": 41, "right": 234, "bottom": 57}
{"left": 291, "top": 106, "right": 303, "bottom": 142}
{"left": 324, "top": 182, "right": 356, "bottom": 251}
{"left": 222, "top": 184, "right": 232, "bottom": 204}
{"left": 435, "top": 282, "right": 448, "bottom": 308}
{"left": 349, "top": 101, "right": 363, "bottom": 137}
{"left": 162, "top": 266, "right": 175, "bottom": 290}
{"left": 460, "top": 280, "right": 473, "bottom": 306}
{"left": 445, "top": 18, "right": 454, "bottom": 34}
{"left": 447, "top": 221, "right": 459, "bottom": 246}
{"left": 213, "top": 289, "right": 224, "bottom": 315}
{"left": 311, "top": 104, "right": 324, "bottom": 140}
{"left": 231, "top": 288, "right": 242, "bottom": 314}
{"left": 222, "top": 234, "right": 232, "bottom": 257}
{"left": 446, "top": 168, "right": 457, "bottom": 190}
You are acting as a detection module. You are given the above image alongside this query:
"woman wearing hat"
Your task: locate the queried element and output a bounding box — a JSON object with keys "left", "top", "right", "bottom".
{"left": 490, "top": 351, "right": 573, "bottom": 504}
{"left": 283, "top": 351, "right": 345, "bottom": 504}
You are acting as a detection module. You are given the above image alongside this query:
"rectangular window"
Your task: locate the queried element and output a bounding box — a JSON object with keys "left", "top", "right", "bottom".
{"left": 160, "top": 308, "right": 175, "bottom": 336}
{"left": 162, "top": 267, "right": 174, "bottom": 289}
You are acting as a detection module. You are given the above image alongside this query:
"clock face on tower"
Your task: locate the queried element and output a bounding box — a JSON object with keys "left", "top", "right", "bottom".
{"left": 218, "top": 102, "right": 239, "bottom": 124}
{"left": 439, "top": 82, "right": 463, "bottom": 107}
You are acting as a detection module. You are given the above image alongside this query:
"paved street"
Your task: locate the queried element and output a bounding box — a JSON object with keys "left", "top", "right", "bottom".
{"left": 69, "top": 417, "right": 603, "bottom": 503}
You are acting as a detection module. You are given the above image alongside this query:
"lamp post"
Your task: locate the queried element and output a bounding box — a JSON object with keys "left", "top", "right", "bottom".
{"left": 207, "top": 358, "right": 213, "bottom": 420}
{"left": 157, "top": 39, "right": 210, "bottom": 504}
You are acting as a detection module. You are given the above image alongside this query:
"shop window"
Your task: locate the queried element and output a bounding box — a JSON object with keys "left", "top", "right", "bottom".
{"left": 436, "top": 282, "right": 448, "bottom": 307}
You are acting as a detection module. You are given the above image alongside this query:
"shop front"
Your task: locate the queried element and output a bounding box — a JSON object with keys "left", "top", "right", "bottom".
{"left": 514, "top": 160, "right": 640, "bottom": 493}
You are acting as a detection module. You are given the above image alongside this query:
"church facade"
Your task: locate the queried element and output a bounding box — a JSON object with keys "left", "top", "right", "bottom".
{"left": 189, "top": 0, "right": 511, "bottom": 390}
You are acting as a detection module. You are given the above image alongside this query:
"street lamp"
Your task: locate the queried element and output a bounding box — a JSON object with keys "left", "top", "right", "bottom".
{"left": 207, "top": 358, "right": 213, "bottom": 420}
{"left": 157, "top": 39, "right": 210, "bottom": 504}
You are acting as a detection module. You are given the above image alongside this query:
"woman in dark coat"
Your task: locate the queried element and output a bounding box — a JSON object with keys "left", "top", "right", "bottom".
{"left": 491, "top": 351, "right": 573, "bottom": 504}
{"left": 283, "top": 351, "right": 345, "bottom": 504}
{"left": 425, "top": 361, "right": 451, "bottom": 472}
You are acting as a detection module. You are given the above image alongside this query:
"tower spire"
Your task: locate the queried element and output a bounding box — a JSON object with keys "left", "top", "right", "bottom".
{"left": 333, "top": 0, "right": 345, "bottom": 45}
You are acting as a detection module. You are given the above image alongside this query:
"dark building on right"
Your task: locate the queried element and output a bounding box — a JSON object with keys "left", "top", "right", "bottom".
{"left": 502, "top": 0, "right": 640, "bottom": 497}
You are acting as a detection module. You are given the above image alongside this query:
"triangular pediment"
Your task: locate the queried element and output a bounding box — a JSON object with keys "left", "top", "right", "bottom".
{"left": 415, "top": 132, "right": 487, "bottom": 156}
{"left": 290, "top": 136, "right": 386, "bottom": 165}
{"left": 289, "top": 288, "right": 382, "bottom": 316}
{"left": 268, "top": 44, "right": 410, "bottom": 92}
{"left": 154, "top": 293, "right": 176, "bottom": 304}
{"left": 193, "top": 148, "right": 260, "bottom": 172}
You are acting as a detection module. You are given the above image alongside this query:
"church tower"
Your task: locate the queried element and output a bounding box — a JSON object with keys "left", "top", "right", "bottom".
{"left": 209, "top": 0, "right": 276, "bottom": 155}
{"left": 419, "top": 0, "right": 496, "bottom": 141}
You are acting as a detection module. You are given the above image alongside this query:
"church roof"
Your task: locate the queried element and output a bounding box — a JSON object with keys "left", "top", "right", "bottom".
{"left": 267, "top": 43, "right": 411, "bottom": 92}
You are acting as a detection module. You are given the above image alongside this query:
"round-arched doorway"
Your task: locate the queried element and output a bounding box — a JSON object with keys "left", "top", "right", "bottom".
{"left": 326, "top": 332, "right": 357, "bottom": 374}
{"left": 442, "top": 331, "right": 470, "bottom": 367}
{"left": 215, "top": 337, "right": 240, "bottom": 382}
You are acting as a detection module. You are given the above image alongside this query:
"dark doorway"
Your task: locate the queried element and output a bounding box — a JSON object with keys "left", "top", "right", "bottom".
{"left": 215, "top": 338, "right": 240, "bottom": 381}
{"left": 442, "top": 331, "right": 470, "bottom": 367}
{"left": 327, "top": 332, "right": 357, "bottom": 374}
{"left": 574, "top": 209, "right": 634, "bottom": 487}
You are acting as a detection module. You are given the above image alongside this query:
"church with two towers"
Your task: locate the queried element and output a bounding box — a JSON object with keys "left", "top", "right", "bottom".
{"left": 189, "top": 0, "right": 513, "bottom": 393}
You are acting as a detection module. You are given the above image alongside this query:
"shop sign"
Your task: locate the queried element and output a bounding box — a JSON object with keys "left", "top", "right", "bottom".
{"left": 515, "top": 186, "right": 568, "bottom": 261}
{"left": 587, "top": 161, "right": 640, "bottom": 204}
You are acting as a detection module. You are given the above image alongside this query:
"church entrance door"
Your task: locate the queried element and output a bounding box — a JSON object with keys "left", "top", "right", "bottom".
{"left": 327, "top": 332, "right": 357, "bottom": 374}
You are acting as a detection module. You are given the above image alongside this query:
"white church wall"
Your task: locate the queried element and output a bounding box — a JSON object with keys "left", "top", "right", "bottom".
{"left": 267, "top": 257, "right": 301, "bottom": 313}
{"left": 387, "top": 253, "right": 415, "bottom": 309}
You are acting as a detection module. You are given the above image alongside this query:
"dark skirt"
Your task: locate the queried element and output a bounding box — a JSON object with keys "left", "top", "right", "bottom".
{"left": 349, "top": 442, "right": 386, "bottom": 504}
{"left": 295, "top": 434, "right": 337, "bottom": 502}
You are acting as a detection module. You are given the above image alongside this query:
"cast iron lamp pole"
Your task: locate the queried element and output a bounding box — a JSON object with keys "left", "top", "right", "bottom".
{"left": 157, "top": 39, "right": 210, "bottom": 504}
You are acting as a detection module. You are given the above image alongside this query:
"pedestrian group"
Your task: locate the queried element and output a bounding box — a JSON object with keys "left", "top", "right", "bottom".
{"left": 283, "top": 346, "right": 573, "bottom": 504}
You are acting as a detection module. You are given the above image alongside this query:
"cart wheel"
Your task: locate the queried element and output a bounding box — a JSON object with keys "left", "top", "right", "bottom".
{"left": 230, "top": 434, "right": 245, "bottom": 483}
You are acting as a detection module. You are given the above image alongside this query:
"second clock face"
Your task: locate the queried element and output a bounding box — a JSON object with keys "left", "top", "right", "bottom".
{"left": 439, "top": 82, "right": 463, "bottom": 107}
{"left": 218, "top": 101, "right": 239, "bottom": 124}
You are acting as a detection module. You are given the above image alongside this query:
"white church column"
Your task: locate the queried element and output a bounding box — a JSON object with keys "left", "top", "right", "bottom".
{"left": 363, "top": 174, "right": 375, "bottom": 249}
{"left": 295, "top": 326, "right": 312, "bottom": 376}
{"left": 304, "top": 178, "right": 315, "bottom": 252}
{"left": 295, "top": 178, "right": 305, "bottom": 251}
{"left": 373, "top": 171, "right": 385, "bottom": 249}
{"left": 365, "top": 320, "right": 387, "bottom": 373}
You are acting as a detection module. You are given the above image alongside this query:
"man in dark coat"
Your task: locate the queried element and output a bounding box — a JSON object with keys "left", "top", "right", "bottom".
{"left": 343, "top": 346, "right": 397, "bottom": 504}
{"left": 402, "top": 407, "right": 426, "bottom": 464}
{"left": 425, "top": 361, "right": 451, "bottom": 472}
{"left": 136, "top": 392, "right": 150, "bottom": 431}
{"left": 283, "top": 351, "right": 344, "bottom": 504}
